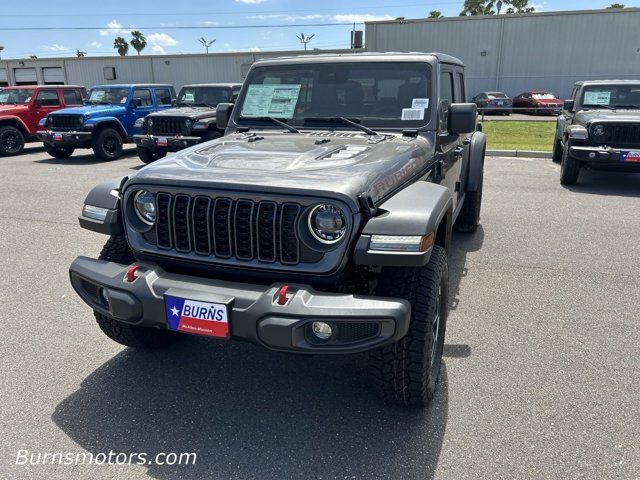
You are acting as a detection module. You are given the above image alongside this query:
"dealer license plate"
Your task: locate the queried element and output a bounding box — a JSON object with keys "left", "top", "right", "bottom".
{"left": 165, "top": 295, "right": 230, "bottom": 339}
{"left": 621, "top": 151, "right": 640, "bottom": 163}
{"left": 53, "top": 133, "right": 63, "bottom": 142}
{"left": 156, "top": 137, "right": 168, "bottom": 147}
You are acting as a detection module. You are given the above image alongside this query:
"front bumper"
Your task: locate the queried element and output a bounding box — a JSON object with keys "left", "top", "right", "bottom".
{"left": 69, "top": 256, "right": 410, "bottom": 354}
{"left": 38, "top": 130, "right": 92, "bottom": 146}
{"left": 133, "top": 134, "right": 202, "bottom": 150}
{"left": 570, "top": 145, "right": 640, "bottom": 168}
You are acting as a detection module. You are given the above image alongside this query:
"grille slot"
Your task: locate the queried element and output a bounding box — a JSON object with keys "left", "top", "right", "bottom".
{"left": 609, "top": 124, "right": 640, "bottom": 145}
{"left": 50, "top": 115, "right": 81, "bottom": 130}
{"left": 151, "top": 194, "right": 306, "bottom": 265}
{"left": 150, "top": 117, "right": 187, "bottom": 135}
{"left": 335, "top": 322, "right": 380, "bottom": 342}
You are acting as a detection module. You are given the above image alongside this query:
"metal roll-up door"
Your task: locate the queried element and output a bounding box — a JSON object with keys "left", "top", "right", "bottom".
{"left": 0, "top": 68, "right": 7, "bottom": 86}
{"left": 42, "top": 67, "right": 64, "bottom": 84}
{"left": 14, "top": 68, "right": 37, "bottom": 84}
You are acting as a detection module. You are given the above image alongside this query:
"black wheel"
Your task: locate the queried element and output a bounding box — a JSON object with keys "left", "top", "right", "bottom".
{"left": 92, "top": 127, "right": 123, "bottom": 161}
{"left": 454, "top": 158, "right": 484, "bottom": 233}
{"left": 369, "top": 246, "right": 449, "bottom": 408}
{"left": 44, "top": 143, "right": 75, "bottom": 159}
{"left": 0, "top": 125, "right": 25, "bottom": 156}
{"left": 552, "top": 138, "right": 563, "bottom": 164}
{"left": 93, "top": 236, "right": 181, "bottom": 349}
{"left": 136, "top": 146, "right": 166, "bottom": 164}
{"left": 560, "top": 142, "right": 581, "bottom": 186}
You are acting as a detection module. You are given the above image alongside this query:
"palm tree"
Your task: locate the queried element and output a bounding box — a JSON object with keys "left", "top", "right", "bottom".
{"left": 607, "top": 3, "right": 625, "bottom": 8}
{"left": 504, "top": 0, "right": 535, "bottom": 13}
{"left": 429, "top": 10, "right": 443, "bottom": 18}
{"left": 113, "top": 37, "right": 129, "bottom": 56}
{"left": 130, "top": 31, "right": 147, "bottom": 56}
{"left": 460, "top": 0, "right": 495, "bottom": 16}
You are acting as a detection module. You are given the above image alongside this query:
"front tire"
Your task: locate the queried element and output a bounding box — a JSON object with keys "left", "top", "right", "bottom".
{"left": 0, "top": 125, "right": 25, "bottom": 156}
{"left": 92, "top": 127, "right": 124, "bottom": 161}
{"left": 44, "top": 143, "right": 75, "bottom": 158}
{"left": 369, "top": 246, "right": 449, "bottom": 408}
{"left": 136, "top": 146, "right": 166, "bottom": 164}
{"left": 93, "top": 236, "right": 181, "bottom": 349}
{"left": 560, "top": 142, "right": 581, "bottom": 186}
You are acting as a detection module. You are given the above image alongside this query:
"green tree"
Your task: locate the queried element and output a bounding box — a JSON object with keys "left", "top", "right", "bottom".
{"left": 460, "top": 0, "right": 495, "bottom": 16}
{"left": 429, "top": 10, "right": 443, "bottom": 18}
{"left": 130, "top": 30, "right": 147, "bottom": 56}
{"left": 113, "top": 36, "right": 129, "bottom": 56}
{"left": 504, "top": 0, "right": 535, "bottom": 13}
{"left": 607, "top": 3, "right": 625, "bottom": 8}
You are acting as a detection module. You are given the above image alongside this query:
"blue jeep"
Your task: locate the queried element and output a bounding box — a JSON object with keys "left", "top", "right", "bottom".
{"left": 38, "top": 84, "right": 175, "bottom": 161}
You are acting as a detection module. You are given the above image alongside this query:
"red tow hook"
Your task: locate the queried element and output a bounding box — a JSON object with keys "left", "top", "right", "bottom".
{"left": 125, "top": 264, "right": 140, "bottom": 283}
{"left": 276, "top": 285, "right": 289, "bottom": 305}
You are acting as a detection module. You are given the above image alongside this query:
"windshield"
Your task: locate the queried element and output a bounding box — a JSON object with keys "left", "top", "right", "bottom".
{"left": 581, "top": 85, "right": 640, "bottom": 108}
{"left": 532, "top": 93, "right": 556, "bottom": 100}
{"left": 86, "top": 88, "right": 129, "bottom": 105}
{"left": 0, "top": 88, "right": 34, "bottom": 104}
{"left": 176, "top": 87, "right": 232, "bottom": 106}
{"left": 236, "top": 62, "right": 433, "bottom": 129}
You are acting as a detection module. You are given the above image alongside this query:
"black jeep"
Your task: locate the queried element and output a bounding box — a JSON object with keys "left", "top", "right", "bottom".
{"left": 553, "top": 80, "right": 640, "bottom": 185}
{"left": 133, "top": 83, "right": 241, "bottom": 164}
{"left": 69, "top": 53, "right": 486, "bottom": 407}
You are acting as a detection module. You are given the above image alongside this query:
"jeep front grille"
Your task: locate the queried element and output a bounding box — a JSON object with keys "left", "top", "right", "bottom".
{"left": 153, "top": 193, "right": 306, "bottom": 265}
{"left": 594, "top": 123, "right": 640, "bottom": 146}
{"left": 150, "top": 117, "right": 188, "bottom": 136}
{"left": 50, "top": 115, "right": 82, "bottom": 130}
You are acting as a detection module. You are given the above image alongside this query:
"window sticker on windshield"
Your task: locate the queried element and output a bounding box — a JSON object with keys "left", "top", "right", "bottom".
{"left": 120, "top": 98, "right": 127, "bottom": 103}
{"left": 584, "top": 91, "right": 611, "bottom": 105}
{"left": 412, "top": 98, "right": 429, "bottom": 109}
{"left": 0, "top": 93, "right": 8, "bottom": 102}
{"left": 241, "top": 84, "right": 301, "bottom": 119}
{"left": 89, "top": 91, "right": 105, "bottom": 101}
{"left": 183, "top": 92, "right": 195, "bottom": 102}
{"left": 25, "top": 97, "right": 32, "bottom": 103}
{"left": 402, "top": 108, "right": 425, "bottom": 121}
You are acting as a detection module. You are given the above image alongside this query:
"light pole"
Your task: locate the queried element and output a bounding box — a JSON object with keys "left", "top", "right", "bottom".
{"left": 199, "top": 37, "right": 216, "bottom": 54}
{"left": 296, "top": 33, "right": 315, "bottom": 51}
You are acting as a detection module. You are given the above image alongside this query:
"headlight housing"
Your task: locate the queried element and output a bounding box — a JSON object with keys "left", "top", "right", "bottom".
{"left": 147, "top": 118, "right": 154, "bottom": 128}
{"left": 590, "top": 124, "right": 609, "bottom": 141}
{"left": 133, "top": 190, "right": 156, "bottom": 225}
{"left": 133, "top": 117, "right": 146, "bottom": 129}
{"left": 184, "top": 118, "right": 193, "bottom": 130}
{"left": 307, "top": 204, "right": 347, "bottom": 244}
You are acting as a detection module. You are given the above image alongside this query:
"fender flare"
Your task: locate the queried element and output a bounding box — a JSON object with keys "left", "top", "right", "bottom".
{"left": 555, "top": 116, "right": 566, "bottom": 143}
{"left": 466, "top": 131, "right": 486, "bottom": 193}
{"left": 86, "top": 117, "right": 128, "bottom": 138}
{"left": 79, "top": 176, "right": 127, "bottom": 235}
{"left": 354, "top": 181, "right": 453, "bottom": 267}
{"left": 0, "top": 115, "right": 31, "bottom": 136}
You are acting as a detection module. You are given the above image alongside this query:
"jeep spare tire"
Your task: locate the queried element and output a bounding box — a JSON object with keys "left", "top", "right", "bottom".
{"left": 92, "top": 127, "right": 124, "bottom": 161}
{"left": 44, "top": 143, "right": 75, "bottom": 159}
{"left": 0, "top": 125, "right": 25, "bottom": 156}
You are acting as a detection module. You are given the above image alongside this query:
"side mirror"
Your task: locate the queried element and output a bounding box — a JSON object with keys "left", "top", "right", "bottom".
{"left": 563, "top": 99, "right": 575, "bottom": 112}
{"left": 130, "top": 98, "right": 142, "bottom": 109}
{"left": 449, "top": 103, "right": 478, "bottom": 134}
{"left": 216, "top": 103, "right": 233, "bottom": 130}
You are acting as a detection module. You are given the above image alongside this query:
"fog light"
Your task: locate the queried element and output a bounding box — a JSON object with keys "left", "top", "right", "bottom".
{"left": 311, "top": 321, "right": 333, "bottom": 340}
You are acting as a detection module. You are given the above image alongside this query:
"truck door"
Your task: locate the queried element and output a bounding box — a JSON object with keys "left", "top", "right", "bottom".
{"left": 437, "top": 67, "right": 462, "bottom": 208}
{"left": 31, "top": 89, "right": 61, "bottom": 133}
{"left": 125, "top": 88, "right": 154, "bottom": 135}
{"left": 454, "top": 69, "right": 469, "bottom": 198}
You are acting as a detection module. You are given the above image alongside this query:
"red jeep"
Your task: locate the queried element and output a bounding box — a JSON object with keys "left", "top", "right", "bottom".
{"left": 0, "top": 85, "right": 86, "bottom": 156}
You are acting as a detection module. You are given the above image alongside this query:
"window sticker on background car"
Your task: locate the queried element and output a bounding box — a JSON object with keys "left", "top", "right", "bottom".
{"left": 411, "top": 98, "right": 429, "bottom": 109}
{"left": 89, "top": 90, "right": 105, "bottom": 102}
{"left": 401, "top": 108, "right": 425, "bottom": 121}
{"left": 120, "top": 98, "right": 127, "bottom": 103}
{"left": 241, "top": 84, "right": 301, "bottom": 119}
{"left": 584, "top": 91, "right": 612, "bottom": 105}
{"left": 25, "top": 97, "right": 32, "bottom": 103}
{"left": 0, "top": 93, "right": 8, "bottom": 103}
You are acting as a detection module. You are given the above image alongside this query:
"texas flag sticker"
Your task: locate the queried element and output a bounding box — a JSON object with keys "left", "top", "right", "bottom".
{"left": 621, "top": 151, "right": 640, "bottom": 163}
{"left": 165, "top": 296, "right": 229, "bottom": 339}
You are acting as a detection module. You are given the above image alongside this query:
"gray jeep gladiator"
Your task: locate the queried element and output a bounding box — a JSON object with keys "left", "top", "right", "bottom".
{"left": 553, "top": 80, "right": 640, "bottom": 185}
{"left": 133, "top": 83, "right": 242, "bottom": 164}
{"left": 69, "top": 53, "right": 486, "bottom": 407}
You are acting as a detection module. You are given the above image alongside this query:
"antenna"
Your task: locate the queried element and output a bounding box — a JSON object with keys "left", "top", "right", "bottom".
{"left": 199, "top": 37, "right": 216, "bottom": 54}
{"left": 296, "top": 33, "right": 315, "bottom": 51}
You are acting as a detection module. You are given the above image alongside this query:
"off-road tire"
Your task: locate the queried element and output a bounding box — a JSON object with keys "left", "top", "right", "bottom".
{"left": 454, "top": 161, "right": 484, "bottom": 233}
{"left": 369, "top": 246, "right": 449, "bottom": 408}
{"left": 92, "top": 127, "right": 124, "bottom": 161}
{"left": 552, "top": 139, "right": 563, "bottom": 163}
{"left": 136, "top": 146, "right": 166, "bottom": 164}
{"left": 0, "top": 125, "right": 25, "bottom": 156}
{"left": 560, "top": 142, "right": 581, "bottom": 186}
{"left": 93, "top": 236, "right": 180, "bottom": 349}
{"left": 44, "top": 143, "right": 75, "bottom": 159}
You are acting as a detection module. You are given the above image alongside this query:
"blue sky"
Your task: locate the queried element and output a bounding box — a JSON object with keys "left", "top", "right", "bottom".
{"left": 0, "top": 0, "right": 633, "bottom": 59}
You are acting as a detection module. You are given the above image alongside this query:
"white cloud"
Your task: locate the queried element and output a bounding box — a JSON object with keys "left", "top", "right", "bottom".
{"left": 333, "top": 13, "right": 395, "bottom": 23}
{"left": 249, "top": 47, "right": 261, "bottom": 52}
{"left": 89, "top": 41, "right": 102, "bottom": 49}
{"left": 41, "top": 44, "right": 68, "bottom": 52}
{"left": 202, "top": 21, "right": 218, "bottom": 25}
{"left": 235, "top": 0, "right": 266, "bottom": 3}
{"left": 147, "top": 32, "right": 179, "bottom": 55}
{"left": 99, "top": 20, "right": 127, "bottom": 37}
{"left": 150, "top": 45, "right": 166, "bottom": 55}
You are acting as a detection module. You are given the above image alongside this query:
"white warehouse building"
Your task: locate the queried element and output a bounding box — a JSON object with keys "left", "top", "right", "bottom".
{"left": 0, "top": 8, "right": 638, "bottom": 100}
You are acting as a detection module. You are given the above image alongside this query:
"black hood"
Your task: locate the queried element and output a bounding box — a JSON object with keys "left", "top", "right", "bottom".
{"left": 574, "top": 109, "right": 640, "bottom": 125}
{"left": 128, "top": 131, "right": 435, "bottom": 211}
{"left": 148, "top": 106, "right": 216, "bottom": 121}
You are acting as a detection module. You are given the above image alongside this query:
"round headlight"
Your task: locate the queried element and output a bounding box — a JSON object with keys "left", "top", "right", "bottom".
{"left": 591, "top": 124, "right": 608, "bottom": 139}
{"left": 185, "top": 118, "right": 193, "bottom": 129}
{"left": 308, "top": 204, "right": 347, "bottom": 244}
{"left": 134, "top": 190, "right": 156, "bottom": 225}
{"left": 147, "top": 118, "right": 154, "bottom": 127}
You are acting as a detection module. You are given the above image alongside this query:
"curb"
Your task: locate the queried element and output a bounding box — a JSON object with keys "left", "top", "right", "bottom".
{"left": 487, "top": 149, "right": 552, "bottom": 159}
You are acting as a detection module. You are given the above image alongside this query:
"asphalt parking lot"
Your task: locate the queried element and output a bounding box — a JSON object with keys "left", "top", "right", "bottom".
{"left": 1, "top": 145, "right": 639, "bottom": 480}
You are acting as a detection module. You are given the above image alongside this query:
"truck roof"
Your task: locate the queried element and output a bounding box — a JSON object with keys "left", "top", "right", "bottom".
{"left": 1, "top": 85, "right": 85, "bottom": 89}
{"left": 252, "top": 52, "right": 465, "bottom": 67}
{"left": 91, "top": 84, "right": 174, "bottom": 89}
{"left": 182, "top": 83, "right": 243, "bottom": 88}
{"left": 574, "top": 80, "right": 640, "bottom": 86}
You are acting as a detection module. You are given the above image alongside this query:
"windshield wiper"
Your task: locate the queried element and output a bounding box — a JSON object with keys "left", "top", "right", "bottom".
{"left": 242, "top": 116, "right": 299, "bottom": 133}
{"left": 583, "top": 104, "right": 617, "bottom": 110}
{"left": 303, "top": 117, "right": 377, "bottom": 136}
